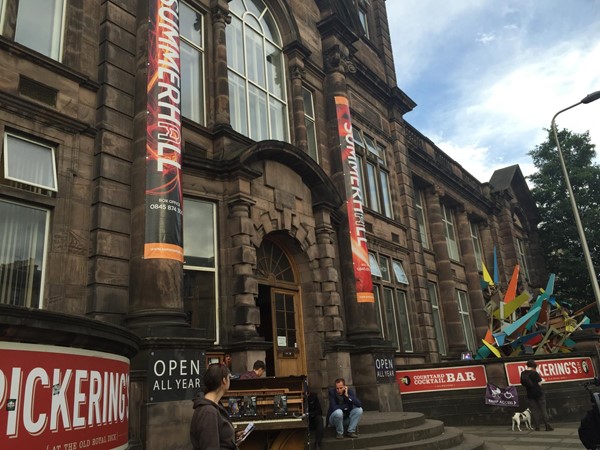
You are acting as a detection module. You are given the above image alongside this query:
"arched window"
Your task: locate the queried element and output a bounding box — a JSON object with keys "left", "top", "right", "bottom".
{"left": 227, "top": 0, "right": 288, "bottom": 142}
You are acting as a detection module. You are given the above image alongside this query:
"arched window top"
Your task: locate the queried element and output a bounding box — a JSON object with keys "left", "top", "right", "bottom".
{"left": 227, "top": 0, "right": 288, "bottom": 141}
{"left": 256, "top": 240, "right": 295, "bottom": 283}
{"left": 229, "top": 0, "right": 281, "bottom": 45}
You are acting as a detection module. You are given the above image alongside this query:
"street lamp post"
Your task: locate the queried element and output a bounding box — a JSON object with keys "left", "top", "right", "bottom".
{"left": 550, "top": 90, "right": 600, "bottom": 315}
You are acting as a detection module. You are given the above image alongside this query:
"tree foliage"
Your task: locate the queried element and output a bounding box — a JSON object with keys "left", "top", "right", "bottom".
{"left": 528, "top": 127, "right": 600, "bottom": 312}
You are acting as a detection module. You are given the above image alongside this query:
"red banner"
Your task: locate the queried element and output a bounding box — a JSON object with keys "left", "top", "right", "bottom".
{"left": 396, "top": 365, "right": 488, "bottom": 394}
{"left": 0, "top": 343, "right": 130, "bottom": 449}
{"left": 335, "top": 96, "right": 373, "bottom": 303}
{"left": 505, "top": 357, "right": 595, "bottom": 385}
{"left": 144, "top": 0, "right": 184, "bottom": 262}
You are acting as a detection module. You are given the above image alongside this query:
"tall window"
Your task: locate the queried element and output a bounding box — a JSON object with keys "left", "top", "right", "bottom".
{"left": 470, "top": 222, "right": 483, "bottom": 271}
{"left": 180, "top": 2, "right": 205, "bottom": 124}
{"left": 516, "top": 238, "right": 530, "bottom": 280}
{"left": 456, "top": 290, "right": 476, "bottom": 351}
{"left": 183, "top": 198, "right": 218, "bottom": 342}
{"left": 0, "top": 133, "right": 55, "bottom": 308}
{"left": 427, "top": 282, "right": 446, "bottom": 355}
{"left": 357, "top": 0, "right": 370, "bottom": 39}
{"left": 352, "top": 127, "right": 393, "bottom": 219}
{"left": 302, "top": 87, "right": 318, "bottom": 161}
{"left": 8, "top": 0, "right": 66, "bottom": 60}
{"left": 227, "top": 0, "right": 288, "bottom": 141}
{"left": 442, "top": 204, "right": 459, "bottom": 261}
{"left": 372, "top": 253, "right": 413, "bottom": 352}
{"left": 414, "top": 190, "right": 429, "bottom": 249}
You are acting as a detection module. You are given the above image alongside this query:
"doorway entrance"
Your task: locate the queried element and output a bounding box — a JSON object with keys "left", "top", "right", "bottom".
{"left": 256, "top": 238, "right": 306, "bottom": 377}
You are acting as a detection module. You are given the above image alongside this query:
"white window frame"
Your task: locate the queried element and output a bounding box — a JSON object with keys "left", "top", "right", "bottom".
{"left": 396, "top": 289, "right": 413, "bottom": 352}
{"left": 427, "top": 282, "right": 446, "bottom": 355}
{"left": 392, "top": 260, "right": 409, "bottom": 285}
{"left": 414, "top": 190, "right": 429, "bottom": 249}
{"left": 456, "top": 290, "right": 476, "bottom": 352}
{"left": 357, "top": 3, "right": 370, "bottom": 39}
{"left": 516, "top": 238, "right": 530, "bottom": 281}
{"left": 0, "top": 0, "right": 6, "bottom": 33}
{"left": 470, "top": 221, "right": 483, "bottom": 271}
{"left": 442, "top": 204, "right": 460, "bottom": 261}
{"left": 3, "top": 133, "right": 58, "bottom": 191}
{"left": 226, "top": 0, "right": 289, "bottom": 142}
{"left": 0, "top": 199, "right": 50, "bottom": 308}
{"left": 183, "top": 198, "right": 219, "bottom": 344}
{"left": 179, "top": 1, "right": 205, "bottom": 125}
{"left": 302, "top": 87, "right": 318, "bottom": 161}
{"left": 14, "top": 0, "right": 66, "bottom": 61}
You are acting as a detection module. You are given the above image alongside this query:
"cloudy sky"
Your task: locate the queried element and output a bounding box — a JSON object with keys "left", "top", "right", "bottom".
{"left": 386, "top": 0, "right": 600, "bottom": 183}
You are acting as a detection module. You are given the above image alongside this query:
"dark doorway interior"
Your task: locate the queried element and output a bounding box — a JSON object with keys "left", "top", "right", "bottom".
{"left": 257, "top": 283, "right": 275, "bottom": 376}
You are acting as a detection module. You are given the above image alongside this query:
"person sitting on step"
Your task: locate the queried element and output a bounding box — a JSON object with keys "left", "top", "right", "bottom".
{"left": 326, "top": 378, "right": 363, "bottom": 439}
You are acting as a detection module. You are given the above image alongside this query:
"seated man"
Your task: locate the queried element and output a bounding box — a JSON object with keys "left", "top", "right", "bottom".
{"left": 326, "top": 378, "right": 363, "bottom": 439}
{"left": 239, "top": 360, "right": 266, "bottom": 379}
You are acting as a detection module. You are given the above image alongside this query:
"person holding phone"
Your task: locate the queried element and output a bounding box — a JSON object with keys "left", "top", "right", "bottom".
{"left": 326, "top": 378, "right": 363, "bottom": 439}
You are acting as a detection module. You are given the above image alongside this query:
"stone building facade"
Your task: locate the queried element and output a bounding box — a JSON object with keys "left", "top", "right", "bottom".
{"left": 0, "top": 0, "right": 544, "bottom": 447}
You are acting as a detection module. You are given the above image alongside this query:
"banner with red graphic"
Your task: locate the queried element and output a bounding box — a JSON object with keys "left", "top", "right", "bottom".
{"left": 145, "top": 0, "right": 184, "bottom": 262}
{"left": 335, "top": 96, "right": 373, "bottom": 303}
{"left": 505, "top": 357, "right": 595, "bottom": 385}
{"left": 396, "top": 365, "right": 488, "bottom": 394}
{"left": 0, "top": 342, "right": 130, "bottom": 449}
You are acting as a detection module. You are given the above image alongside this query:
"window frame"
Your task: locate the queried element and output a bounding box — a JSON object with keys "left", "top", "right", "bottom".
{"left": 3, "top": 132, "right": 58, "bottom": 192}
{"left": 226, "top": 0, "right": 289, "bottom": 142}
{"left": 179, "top": 1, "right": 206, "bottom": 125}
{"left": 183, "top": 197, "right": 219, "bottom": 344}
{"left": 357, "top": 1, "right": 370, "bottom": 39}
{"left": 456, "top": 289, "right": 476, "bottom": 352}
{"left": 414, "top": 190, "right": 429, "bottom": 249}
{"left": 0, "top": 198, "right": 51, "bottom": 309}
{"left": 302, "top": 86, "right": 318, "bottom": 161}
{"left": 516, "top": 237, "right": 530, "bottom": 281}
{"left": 442, "top": 204, "right": 460, "bottom": 261}
{"left": 470, "top": 221, "right": 483, "bottom": 271}
{"left": 427, "top": 281, "right": 447, "bottom": 355}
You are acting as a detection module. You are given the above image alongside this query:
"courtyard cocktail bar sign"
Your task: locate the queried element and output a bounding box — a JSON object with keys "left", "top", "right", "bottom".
{"left": 505, "top": 357, "right": 595, "bottom": 385}
{"left": 396, "top": 365, "right": 487, "bottom": 394}
{"left": 0, "top": 342, "right": 130, "bottom": 449}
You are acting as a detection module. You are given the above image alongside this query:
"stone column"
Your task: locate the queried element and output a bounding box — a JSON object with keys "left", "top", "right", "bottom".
{"left": 456, "top": 209, "right": 487, "bottom": 342}
{"left": 211, "top": 0, "right": 231, "bottom": 127}
{"left": 290, "top": 63, "right": 308, "bottom": 152}
{"left": 425, "top": 187, "right": 466, "bottom": 355}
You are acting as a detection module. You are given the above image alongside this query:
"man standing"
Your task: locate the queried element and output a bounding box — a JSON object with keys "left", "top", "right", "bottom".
{"left": 326, "top": 378, "right": 363, "bottom": 439}
{"left": 520, "top": 359, "right": 553, "bottom": 431}
{"left": 239, "top": 360, "right": 266, "bottom": 379}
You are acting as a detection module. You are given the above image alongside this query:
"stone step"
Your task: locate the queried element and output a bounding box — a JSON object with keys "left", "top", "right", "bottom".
{"left": 317, "top": 412, "right": 492, "bottom": 450}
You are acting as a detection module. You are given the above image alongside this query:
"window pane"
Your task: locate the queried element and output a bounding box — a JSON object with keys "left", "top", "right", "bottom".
{"left": 470, "top": 222, "right": 483, "bottom": 271}
{"left": 366, "top": 163, "right": 380, "bottom": 213}
{"left": 414, "top": 191, "right": 429, "bottom": 248}
{"left": 5, "top": 135, "right": 57, "bottom": 191}
{"left": 373, "top": 286, "right": 384, "bottom": 336}
{"left": 266, "top": 42, "right": 283, "bottom": 98}
{"left": 442, "top": 205, "right": 459, "bottom": 260}
{"left": 249, "top": 85, "right": 268, "bottom": 141}
{"left": 392, "top": 261, "right": 409, "bottom": 285}
{"left": 183, "top": 199, "right": 215, "bottom": 267}
{"left": 379, "top": 255, "right": 390, "bottom": 282}
{"left": 369, "top": 253, "right": 382, "bottom": 277}
{"left": 305, "top": 117, "right": 318, "bottom": 161}
{"left": 246, "top": 27, "right": 266, "bottom": 87}
{"left": 269, "top": 97, "right": 287, "bottom": 142}
{"left": 180, "top": 41, "right": 204, "bottom": 124}
{"left": 383, "top": 288, "right": 399, "bottom": 349}
{"left": 457, "top": 290, "right": 476, "bottom": 351}
{"left": 226, "top": 17, "right": 244, "bottom": 74}
{"left": 352, "top": 128, "right": 365, "bottom": 149}
{"left": 379, "top": 171, "right": 393, "bottom": 218}
{"left": 396, "top": 291, "right": 413, "bottom": 352}
{"left": 15, "top": 0, "right": 64, "bottom": 60}
{"left": 180, "top": 2, "right": 202, "bottom": 47}
{"left": 183, "top": 270, "right": 216, "bottom": 339}
{"left": 427, "top": 282, "right": 446, "bottom": 355}
{"left": 0, "top": 200, "right": 48, "bottom": 308}
{"left": 358, "top": 8, "right": 369, "bottom": 38}
{"left": 228, "top": 72, "right": 248, "bottom": 136}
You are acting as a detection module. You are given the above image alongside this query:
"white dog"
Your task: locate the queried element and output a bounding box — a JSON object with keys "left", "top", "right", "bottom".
{"left": 511, "top": 408, "right": 532, "bottom": 431}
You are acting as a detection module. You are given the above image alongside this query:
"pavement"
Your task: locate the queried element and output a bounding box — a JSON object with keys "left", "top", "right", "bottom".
{"left": 459, "top": 422, "right": 585, "bottom": 449}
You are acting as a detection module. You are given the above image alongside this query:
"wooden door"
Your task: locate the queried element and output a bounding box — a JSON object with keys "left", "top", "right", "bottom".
{"left": 271, "top": 288, "right": 306, "bottom": 376}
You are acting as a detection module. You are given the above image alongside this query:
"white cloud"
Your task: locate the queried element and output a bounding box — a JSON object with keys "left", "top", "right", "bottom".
{"left": 476, "top": 33, "right": 495, "bottom": 44}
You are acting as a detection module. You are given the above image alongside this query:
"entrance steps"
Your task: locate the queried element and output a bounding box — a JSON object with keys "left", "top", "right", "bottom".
{"left": 318, "top": 411, "right": 504, "bottom": 450}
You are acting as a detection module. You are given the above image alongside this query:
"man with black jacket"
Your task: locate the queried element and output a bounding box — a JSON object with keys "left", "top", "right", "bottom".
{"left": 326, "top": 378, "right": 363, "bottom": 439}
{"left": 520, "top": 359, "right": 553, "bottom": 431}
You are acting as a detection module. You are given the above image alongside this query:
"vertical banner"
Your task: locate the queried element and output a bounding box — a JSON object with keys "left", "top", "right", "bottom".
{"left": 145, "top": 0, "right": 184, "bottom": 262}
{"left": 335, "top": 96, "right": 374, "bottom": 303}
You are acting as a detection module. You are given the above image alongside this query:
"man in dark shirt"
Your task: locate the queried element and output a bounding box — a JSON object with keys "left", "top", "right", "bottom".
{"left": 520, "top": 359, "right": 553, "bottom": 431}
{"left": 326, "top": 378, "right": 363, "bottom": 439}
{"left": 239, "top": 360, "right": 266, "bottom": 380}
